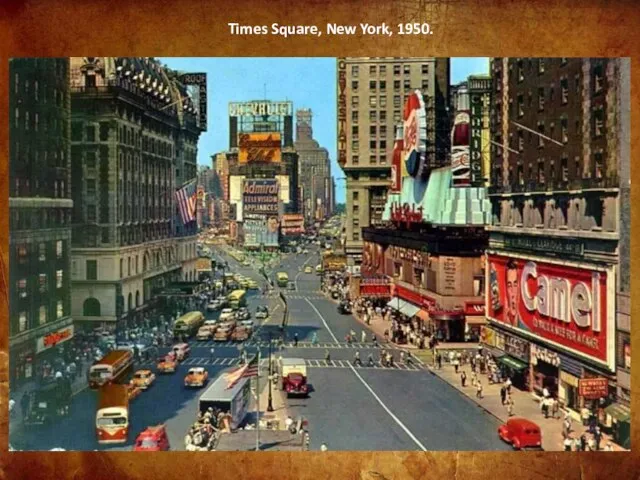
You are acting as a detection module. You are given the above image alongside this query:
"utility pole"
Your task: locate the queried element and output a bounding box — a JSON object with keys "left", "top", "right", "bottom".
{"left": 267, "top": 332, "right": 274, "bottom": 412}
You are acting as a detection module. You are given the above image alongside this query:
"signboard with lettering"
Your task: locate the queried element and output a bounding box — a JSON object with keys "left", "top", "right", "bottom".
{"left": 242, "top": 179, "right": 280, "bottom": 216}
{"left": 579, "top": 378, "right": 609, "bottom": 399}
{"left": 229, "top": 101, "right": 292, "bottom": 117}
{"left": 403, "top": 90, "right": 428, "bottom": 179}
{"left": 504, "top": 235, "right": 584, "bottom": 257}
{"left": 469, "top": 94, "right": 483, "bottom": 186}
{"left": 390, "top": 203, "right": 424, "bottom": 228}
{"left": 439, "top": 256, "right": 462, "bottom": 296}
{"left": 179, "top": 73, "right": 207, "bottom": 131}
{"left": 464, "top": 301, "right": 485, "bottom": 316}
{"left": 391, "top": 127, "right": 404, "bottom": 193}
{"left": 504, "top": 333, "right": 530, "bottom": 362}
{"left": 451, "top": 111, "right": 471, "bottom": 187}
{"left": 238, "top": 133, "right": 281, "bottom": 163}
{"left": 281, "top": 214, "right": 304, "bottom": 235}
{"left": 481, "top": 326, "right": 496, "bottom": 347}
{"left": 243, "top": 215, "right": 279, "bottom": 248}
{"left": 337, "top": 59, "right": 347, "bottom": 166}
{"left": 37, "top": 325, "right": 74, "bottom": 354}
{"left": 487, "top": 253, "right": 614, "bottom": 370}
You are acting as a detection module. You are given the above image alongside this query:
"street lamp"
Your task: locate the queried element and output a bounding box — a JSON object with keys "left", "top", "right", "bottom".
{"left": 267, "top": 332, "right": 274, "bottom": 412}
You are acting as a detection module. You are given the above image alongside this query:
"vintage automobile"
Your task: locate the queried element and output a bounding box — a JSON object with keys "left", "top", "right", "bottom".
{"left": 235, "top": 307, "right": 251, "bottom": 321}
{"left": 255, "top": 305, "right": 269, "bottom": 320}
{"left": 287, "top": 282, "right": 296, "bottom": 291}
{"left": 23, "top": 379, "right": 72, "bottom": 426}
{"left": 498, "top": 418, "right": 543, "bottom": 450}
{"left": 247, "top": 280, "right": 259, "bottom": 290}
{"left": 214, "top": 323, "right": 234, "bottom": 341}
{"left": 304, "top": 266, "right": 313, "bottom": 274}
{"left": 134, "top": 425, "right": 170, "bottom": 451}
{"left": 338, "top": 301, "right": 352, "bottom": 315}
{"left": 172, "top": 343, "right": 191, "bottom": 361}
{"left": 231, "top": 325, "right": 251, "bottom": 342}
{"left": 206, "top": 300, "right": 221, "bottom": 312}
{"left": 128, "top": 382, "right": 143, "bottom": 401}
{"left": 196, "top": 325, "right": 217, "bottom": 341}
{"left": 219, "top": 308, "right": 235, "bottom": 321}
{"left": 156, "top": 355, "right": 177, "bottom": 373}
{"left": 184, "top": 367, "right": 209, "bottom": 388}
{"left": 131, "top": 369, "right": 156, "bottom": 390}
{"left": 280, "top": 359, "right": 309, "bottom": 398}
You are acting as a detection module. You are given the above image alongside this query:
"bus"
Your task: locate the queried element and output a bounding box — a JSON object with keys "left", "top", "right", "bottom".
{"left": 199, "top": 369, "right": 251, "bottom": 430}
{"left": 96, "top": 383, "right": 129, "bottom": 444}
{"left": 276, "top": 272, "right": 289, "bottom": 288}
{"left": 173, "top": 311, "right": 205, "bottom": 339}
{"left": 89, "top": 350, "right": 134, "bottom": 389}
{"left": 227, "top": 289, "right": 247, "bottom": 310}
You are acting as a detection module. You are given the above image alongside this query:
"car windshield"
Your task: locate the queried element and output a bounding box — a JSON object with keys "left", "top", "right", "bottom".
{"left": 135, "top": 373, "right": 148, "bottom": 379}
{"left": 90, "top": 367, "right": 110, "bottom": 378}
{"left": 138, "top": 438, "right": 158, "bottom": 448}
{"left": 97, "top": 416, "right": 127, "bottom": 426}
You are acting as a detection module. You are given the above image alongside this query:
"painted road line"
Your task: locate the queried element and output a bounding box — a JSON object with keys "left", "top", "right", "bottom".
{"left": 347, "top": 363, "right": 428, "bottom": 451}
{"left": 305, "top": 298, "right": 340, "bottom": 343}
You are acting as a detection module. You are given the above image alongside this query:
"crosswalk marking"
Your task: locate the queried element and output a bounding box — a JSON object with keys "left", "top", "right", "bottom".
{"left": 187, "top": 340, "right": 390, "bottom": 349}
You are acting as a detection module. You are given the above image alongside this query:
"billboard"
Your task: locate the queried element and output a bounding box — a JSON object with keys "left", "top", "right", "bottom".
{"left": 403, "top": 90, "right": 428, "bottom": 179}
{"left": 243, "top": 179, "right": 280, "bottom": 216}
{"left": 451, "top": 111, "right": 471, "bottom": 186}
{"left": 275, "top": 175, "right": 290, "bottom": 203}
{"left": 238, "top": 132, "right": 281, "bottom": 163}
{"left": 243, "top": 215, "right": 279, "bottom": 247}
{"left": 281, "top": 214, "right": 304, "bottom": 235}
{"left": 469, "top": 95, "right": 484, "bottom": 186}
{"left": 390, "top": 126, "right": 404, "bottom": 193}
{"left": 337, "top": 58, "right": 347, "bottom": 167}
{"left": 229, "top": 101, "right": 292, "bottom": 117}
{"left": 179, "top": 73, "right": 207, "bottom": 131}
{"left": 229, "top": 175, "right": 245, "bottom": 204}
{"left": 486, "top": 253, "right": 614, "bottom": 369}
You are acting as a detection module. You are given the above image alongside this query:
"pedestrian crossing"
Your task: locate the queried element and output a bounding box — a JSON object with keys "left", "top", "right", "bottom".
{"left": 280, "top": 294, "right": 325, "bottom": 300}
{"left": 188, "top": 340, "right": 389, "bottom": 349}
{"left": 139, "top": 356, "right": 424, "bottom": 371}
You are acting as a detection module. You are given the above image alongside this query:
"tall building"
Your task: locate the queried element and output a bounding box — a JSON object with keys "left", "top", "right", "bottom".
{"left": 337, "top": 57, "right": 451, "bottom": 265}
{"left": 213, "top": 152, "right": 229, "bottom": 202}
{"left": 294, "top": 108, "right": 331, "bottom": 224}
{"left": 486, "top": 58, "right": 629, "bottom": 445}
{"left": 68, "top": 57, "right": 203, "bottom": 331}
{"left": 9, "top": 58, "right": 74, "bottom": 386}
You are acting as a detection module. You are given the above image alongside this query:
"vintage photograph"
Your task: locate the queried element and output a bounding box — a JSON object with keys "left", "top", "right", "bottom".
{"left": 7, "top": 57, "right": 630, "bottom": 452}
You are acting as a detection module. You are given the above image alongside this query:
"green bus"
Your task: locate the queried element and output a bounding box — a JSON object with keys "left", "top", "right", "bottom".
{"left": 276, "top": 272, "right": 289, "bottom": 288}
{"left": 173, "top": 311, "right": 205, "bottom": 338}
{"left": 227, "top": 290, "right": 247, "bottom": 310}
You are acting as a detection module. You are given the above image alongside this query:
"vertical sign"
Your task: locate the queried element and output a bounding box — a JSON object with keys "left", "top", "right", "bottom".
{"left": 470, "top": 94, "right": 483, "bottom": 186}
{"left": 337, "top": 58, "right": 347, "bottom": 167}
{"left": 179, "top": 73, "right": 207, "bottom": 131}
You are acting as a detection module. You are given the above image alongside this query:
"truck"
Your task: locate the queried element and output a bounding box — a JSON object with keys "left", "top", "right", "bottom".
{"left": 23, "top": 378, "right": 72, "bottom": 426}
{"left": 279, "top": 358, "right": 308, "bottom": 397}
{"left": 198, "top": 369, "right": 251, "bottom": 431}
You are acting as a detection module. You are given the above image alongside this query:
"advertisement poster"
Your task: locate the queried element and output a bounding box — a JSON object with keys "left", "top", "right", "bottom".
{"left": 402, "top": 90, "right": 428, "bottom": 179}
{"left": 238, "top": 132, "right": 281, "bottom": 163}
{"left": 243, "top": 215, "right": 279, "bottom": 247}
{"left": 281, "top": 214, "right": 304, "bottom": 235}
{"left": 486, "top": 253, "right": 612, "bottom": 367}
{"left": 243, "top": 179, "right": 280, "bottom": 216}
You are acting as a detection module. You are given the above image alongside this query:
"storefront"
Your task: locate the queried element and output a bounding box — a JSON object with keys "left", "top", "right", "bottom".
{"left": 464, "top": 300, "right": 486, "bottom": 342}
{"left": 430, "top": 310, "right": 466, "bottom": 342}
{"left": 359, "top": 276, "right": 391, "bottom": 299}
{"left": 10, "top": 341, "right": 36, "bottom": 385}
{"left": 530, "top": 343, "right": 561, "bottom": 397}
{"left": 605, "top": 403, "right": 631, "bottom": 449}
{"left": 497, "top": 333, "right": 530, "bottom": 390}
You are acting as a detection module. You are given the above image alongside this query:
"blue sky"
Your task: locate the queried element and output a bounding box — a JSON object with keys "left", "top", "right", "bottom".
{"left": 159, "top": 57, "right": 489, "bottom": 204}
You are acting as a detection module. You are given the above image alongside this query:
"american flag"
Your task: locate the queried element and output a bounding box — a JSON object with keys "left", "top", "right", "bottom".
{"left": 175, "top": 180, "right": 197, "bottom": 225}
{"left": 224, "top": 353, "right": 259, "bottom": 389}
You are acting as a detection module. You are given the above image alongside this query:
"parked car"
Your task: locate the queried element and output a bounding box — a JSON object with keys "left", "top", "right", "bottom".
{"left": 184, "top": 367, "right": 209, "bottom": 388}
{"left": 255, "top": 306, "right": 269, "bottom": 320}
{"left": 498, "top": 418, "right": 543, "bottom": 450}
{"left": 131, "top": 370, "right": 156, "bottom": 390}
{"left": 134, "top": 425, "right": 170, "bottom": 451}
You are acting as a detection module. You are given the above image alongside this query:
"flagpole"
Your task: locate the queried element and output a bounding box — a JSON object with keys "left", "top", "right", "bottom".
{"left": 256, "top": 350, "right": 261, "bottom": 451}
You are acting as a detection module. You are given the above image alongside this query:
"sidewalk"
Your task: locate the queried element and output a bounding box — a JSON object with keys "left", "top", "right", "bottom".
{"left": 249, "top": 367, "right": 290, "bottom": 431}
{"left": 335, "top": 292, "right": 626, "bottom": 452}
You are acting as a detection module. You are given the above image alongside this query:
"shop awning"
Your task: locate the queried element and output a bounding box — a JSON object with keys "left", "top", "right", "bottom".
{"left": 465, "top": 315, "right": 486, "bottom": 325}
{"left": 497, "top": 355, "right": 528, "bottom": 371}
{"left": 605, "top": 403, "right": 630, "bottom": 423}
{"left": 400, "top": 302, "right": 420, "bottom": 318}
{"left": 416, "top": 309, "right": 430, "bottom": 322}
{"left": 387, "top": 297, "right": 409, "bottom": 312}
{"left": 483, "top": 346, "right": 505, "bottom": 359}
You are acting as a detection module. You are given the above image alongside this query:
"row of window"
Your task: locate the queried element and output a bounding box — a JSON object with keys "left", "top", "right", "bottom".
{"left": 351, "top": 139, "right": 388, "bottom": 152}
{"left": 13, "top": 73, "right": 66, "bottom": 106}
{"left": 12, "top": 177, "right": 67, "bottom": 200}
{"left": 351, "top": 109, "right": 403, "bottom": 126}
{"left": 11, "top": 209, "right": 70, "bottom": 231}
{"left": 15, "top": 270, "right": 65, "bottom": 297}
{"left": 511, "top": 59, "right": 605, "bottom": 95}
{"left": 13, "top": 108, "right": 66, "bottom": 135}
{"left": 13, "top": 301, "right": 66, "bottom": 335}
{"left": 351, "top": 94, "right": 412, "bottom": 109}
{"left": 352, "top": 79, "right": 429, "bottom": 93}
{"left": 351, "top": 64, "right": 429, "bottom": 77}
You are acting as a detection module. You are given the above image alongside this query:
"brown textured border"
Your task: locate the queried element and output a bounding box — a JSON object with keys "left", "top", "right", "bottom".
{"left": 0, "top": 0, "right": 638, "bottom": 478}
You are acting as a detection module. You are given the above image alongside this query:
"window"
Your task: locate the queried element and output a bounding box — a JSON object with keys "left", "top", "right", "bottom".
{"left": 421, "top": 79, "right": 429, "bottom": 90}
{"left": 403, "top": 65, "right": 410, "bottom": 75}
{"left": 86, "top": 179, "right": 96, "bottom": 196}
{"left": 528, "top": 91, "right": 533, "bottom": 107}
{"left": 379, "top": 155, "right": 387, "bottom": 164}
{"left": 561, "top": 57, "right": 568, "bottom": 65}
{"left": 14, "top": 107, "right": 19, "bottom": 128}
{"left": 393, "top": 110, "right": 401, "bottom": 124}
{"left": 393, "top": 65, "right": 400, "bottom": 75}
{"left": 593, "top": 64, "right": 604, "bottom": 94}
{"left": 380, "top": 110, "right": 387, "bottom": 122}
{"left": 86, "top": 125, "right": 96, "bottom": 142}
{"left": 352, "top": 125, "right": 359, "bottom": 136}
{"left": 87, "top": 205, "right": 96, "bottom": 223}
{"left": 14, "top": 73, "right": 19, "bottom": 93}
{"left": 86, "top": 151, "right": 96, "bottom": 168}
{"left": 369, "top": 96, "right": 377, "bottom": 107}
{"left": 370, "top": 155, "right": 376, "bottom": 164}
{"left": 86, "top": 260, "right": 97, "bottom": 280}
{"left": 517, "top": 165, "right": 524, "bottom": 185}
{"left": 538, "top": 87, "right": 545, "bottom": 111}
{"left": 394, "top": 95, "right": 401, "bottom": 108}
{"left": 421, "top": 64, "right": 429, "bottom": 75}
{"left": 537, "top": 123, "right": 545, "bottom": 148}
{"left": 518, "top": 130, "right": 524, "bottom": 151}
{"left": 17, "top": 243, "right": 28, "bottom": 264}
{"left": 57, "top": 301, "right": 64, "bottom": 319}
{"left": 370, "top": 125, "right": 377, "bottom": 136}
{"left": 369, "top": 80, "right": 376, "bottom": 91}
{"left": 379, "top": 65, "right": 386, "bottom": 75}
{"left": 34, "top": 113, "right": 39, "bottom": 132}
{"left": 56, "top": 269, "right": 63, "bottom": 288}
{"left": 351, "top": 96, "right": 359, "bottom": 107}
{"left": 39, "top": 306, "right": 47, "bottom": 325}
{"left": 413, "top": 268, "right": 424, "bottom": 286}
{"left": 369, "top": 110, "right": 377, "bottom": 122}
{"left": 352, "top": 140, "right": 359, "bottom": 151}
{"left": 353, "top": 231, "right": 360, "bottom": 241}
{"left": 38, "top": 273, "right": 47, "bottom": 293}
{"left": 25, "top": 111, "right": 29, "bottom": 131}
{"left": 561, "top": 78, "right": 569, "bottom": 104}
{"left": 560, "top": 118, "right": 569, "bottom": 143}
{"left": 38, "top": 243, "right": 46, "bottom": 262}
{"left": 394, "top": 80, "right": 400, "bottom": 90}
{"left": 351, "top": 65, "right": 359, "bottom": 77}
{"left": 352, "top": 111, "right": 359, "bottom": 123}
{"left": 380, "top": 140, "right": 387, "bottom": 150}
{"left": 561, "top": 156, "right": 569, "bottom": 181}
{"left": 56, "top": 240, "right": 63, "bottom": 259}
{"left": 593, "top": 107, "right": 604, "bottom": 137}
{"left": 351, "top": 155, "right": 359, "bottom": 165}
{"left": 404, "top": 79, "right": 411, "bottom": 90}
{"left": 353, "top": 205, "right": 359, "bottom": 215}
{"left": 517, "top": 60, "right": 524, "bottom": 82}
{"left": 120, "top": 258, "right": 124, "bottom": 278}
{"left": 353, "top": 218, "right": 360, "bottom": 227}
{"left": 380, "top": 126, "right": 387, "bottom": 137}
{"left": 594, "top": 151, "right": 604, "bottom": 179}
{"left": 538, "top": 59, "right": 545, "bottom": 74}
{"left": 19, "top": 312, "right": 28, "bottom": 332}
{"left": 393, "top": 262, "right": 402, "bottom": 277}
{"left": 352, "top": 80, "right": 359, "bottom": 92}
{"left": 353, "top": 191, "right": 359, "bottom": 201}
{"left": 517, "top": 94, "right": 524, "bottom": 117}
{"left": 379, "top": 80, "right": 386, "bottom": 92}
{"left": 370, "top": 140, "right": 376, "bottom": 150}
{"left": 380, "top": 96, "right": 387, "bottom": 108}
{"left": 369, "top": 65, "right": 377, "bottom": 76}
{"left": 17, "top": 279, "right": 27, "bottom": 298}
{"left": 99, "top": 122, "right": 110, "bottom": 141}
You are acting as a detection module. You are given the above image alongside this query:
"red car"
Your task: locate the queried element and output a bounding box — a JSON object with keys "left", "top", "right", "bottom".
{"left": 133, "top": 425, "right": 170, "bottom": 451}
{"left": 498, "top": 418, "right": 543, "bottom": 450}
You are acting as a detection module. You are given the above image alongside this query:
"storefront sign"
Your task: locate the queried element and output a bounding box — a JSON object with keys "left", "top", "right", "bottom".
{"left": 487, "top": 253, "right": 613, "bottom": 368}
{"left": 395, "top": 284, "right": 436, "bottom": 311}
{"left": 390, "top": 203, "right": 424, "bottom": 227}
{"left": 559, "top": 371, "right": 579, "bottom": 388}
{"left": 360, "top": 284, "right": 391, "bottom": 297}
{"left": 504, "top": 235, "right": 584, "bottom": 257}
{"left": 238, "top": 133, "right": 282, "bottom": 163}
{"left": 464, "top": 301, "right": 485, "bottom": 316}
{"left": 504, "top": 333, "right": 530, "bottom": 362}
{"left": 531, "top": 343, "right": 561, "bottom": 367}
{"left": 37, "top": 325, "right": 74, "bottom": 353}
{"left": 243, "top": 179, "right": 280, "bottom": 215}
{"left": 481, "top": 326, "right": 496, "bottom": 347}
{"left": 337, "top": 59, "right": 347, "bottom": 166}
{"left": 243, "top": 216, "right": 279, "bottom": 248}
{"left": 440, "top": 256, "right": 462, "bottom": 296}
{"left": 495, "top": 331, "right": 506, "bottom": 351}
{"left": 579, "top": 378, "right": 609, "bottom": 399}
{"left": 469, "top": 95, "right": 484, "bottom": 186}
{"left": 229, "top": 101, "right": 292, "bottom": 117}
{"left": 179, "top": 73, "right": 207, "bottom": 131}
{"left": 403, "top": 90, "right": 428, "bottom": 179}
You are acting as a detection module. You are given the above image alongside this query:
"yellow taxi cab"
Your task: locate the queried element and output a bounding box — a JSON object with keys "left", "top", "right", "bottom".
{"left": 247, "top": 280, "right": 259, "bottom": 290}
{"left": 131, "top": 369, "right": 156, "bottom": 390}
{"left": 156, "top": 354, "right": 177, "bottom": 374}
{"left": 184, "top": 367, "right": 209, "bottom": 388}
{"left": 304, "top": 266, "right": 313, "bottom": 274}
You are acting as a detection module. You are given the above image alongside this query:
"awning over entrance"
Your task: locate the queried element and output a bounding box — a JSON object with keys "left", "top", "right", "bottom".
{"left": 497, "top": 355, "right": 528, "bottom": 371}
{"left": 416, "top": 309, "right": 430, "bottom": 322}
{"left": 401, "top": 302, "right": 420, "bottom": 318}
{"left": 484, "top": 346, "right": 505, "bottom": 359}
{"left": 387, "top": 297, "right": 409, "bottom": 312}
{"left": 605, "top": 403, "right": 630, "bottom": 422}
{"left": 465, "top": 315, "right": 486, "bottom": 325}
{"left": 386, "top": 298, "right": 420, "bottom": 318}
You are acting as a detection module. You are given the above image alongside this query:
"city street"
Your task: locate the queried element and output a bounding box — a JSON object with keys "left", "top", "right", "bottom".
{"left": 10, "top": 245, "right": 508, "bottom": 451}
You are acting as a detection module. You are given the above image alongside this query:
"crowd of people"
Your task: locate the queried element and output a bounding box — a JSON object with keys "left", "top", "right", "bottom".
{"left": 184, "top": 407, "right": 233, "bottom": 451}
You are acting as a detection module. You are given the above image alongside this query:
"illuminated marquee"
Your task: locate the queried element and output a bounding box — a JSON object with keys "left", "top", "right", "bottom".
{"left": 229, "top": 101, "right": 292, "bottom": 117}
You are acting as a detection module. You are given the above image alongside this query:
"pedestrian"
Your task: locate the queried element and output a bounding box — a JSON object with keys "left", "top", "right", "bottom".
{"left": 573, "top": 436, "right": 581, "bottom": 452}
{"left": 361, "top": 331, "right": 367, "bottom": 344}
{"left": 504, "top": 377, "right": 512, "bottom": 394}
{"left": 564, "top": 435, "right": 574, "bottom": 451}
{"left": 460, "top": 371, "right": 467, "bottom": 387}
{"left": 604, "top": 442, "right": 614, "bottom": 452}
{"left": 325, "top": 349, "right": 331, "bottom": 363}
{"left": 506, "top": 396, "right": 514, "bottom": 417}
{"left": 594, "top": 426, "right": 602, "bottom": 451}
{"left": 8, "top": 398, "right": 15, "bottom": 418}
{"left": 563, "top": 418, "right": 571, "bottom": 437}
{"left": 436, "top": 352, "right": 442, "bottom": 369}
{"left": 400, "top": 352, "right": 405, "bottom": 364}
{"left": 579, "top": 434, "right": 587, "bottom": 452}
{"left": 453, "top": 357, "right": 460, "bottom": 374}
{"left": 542, "top": 386, "right": 550, "bottom": 399}
{"left": 551, "top": 397, "right": 559, "bottom": 419}
{"left": 210, "top": 347, "right": 215, "bottom": 361}
{"left": 293, "top": 333, "right": 299, "bottom": 347}
{"left": 500, "top": 385, "right": 507, "bottom": 405}
{"left": 587, "top": 435, "right": 595, "bottom": 451}
{"left": 581, "top": 407, "right": 591, "bottom": 426}
{"left": 471, "top": 372, "right": 477, "bottom": 387}
{"left": 476, "top": 380, "right": 483, "bottom": 399}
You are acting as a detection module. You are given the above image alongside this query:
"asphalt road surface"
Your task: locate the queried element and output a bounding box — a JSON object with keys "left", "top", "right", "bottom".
{"left": 10, "top": 244, "right": 508, "bottom": 452}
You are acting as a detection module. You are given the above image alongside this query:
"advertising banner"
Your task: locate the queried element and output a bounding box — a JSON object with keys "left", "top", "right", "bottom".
{"left": 275, "top": 175, "right": 290, "bottom": 203}
{"left": 229, "top": 175, "right": 246, "bottom": 204}
{"left": 243, "top": 179, "right": 280, "bottom": 216}
{"left": 337, "top": 58, "right": 347, "bottom": 166}
{"left": 469, "top": 95, "right": 484, "bottom": 186}
{"left": 243, "top": 215, "right": 279, "bottom": 248}
{"left": 579, "top": 378, "right": 609, "bottom": 399}
{"left": 281, "top": 214, "right": 304, "bottom": 235}
{"left": 179, "top": 73, "right": 207, "bottom": 131}
{"left": 403, "top": 90, "right": 428, "bottom": 179}
{"left": 391, "top": 126, "right": 404, "bottom": 193}
{"left": 451, "top": 111, "right": 471, "bottom": 186}
{"left": 229, "top": 101, "right": 292, "bottom": 117}
{"left": 486, "top": 253, "right": 613, "bottom": 368}
{"left": 238, "top": 132, "right": 281, "bottom": 163}
{"left": 36, "top": 325, "right": 74, "bottom": 354}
